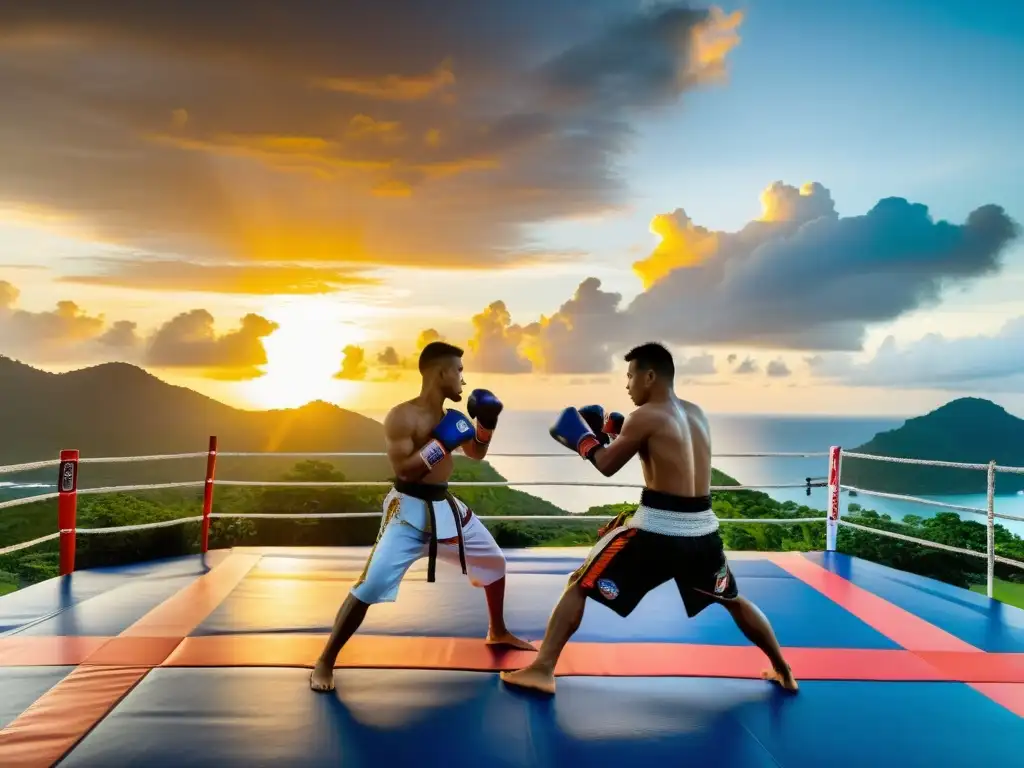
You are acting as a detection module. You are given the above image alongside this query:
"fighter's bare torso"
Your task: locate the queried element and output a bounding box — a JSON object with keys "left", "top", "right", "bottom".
{"left": 384, "top": 399, "right": 454, "bottom": 483}
{"left": 633, "top": 397, "right": 711, "bottom": 497}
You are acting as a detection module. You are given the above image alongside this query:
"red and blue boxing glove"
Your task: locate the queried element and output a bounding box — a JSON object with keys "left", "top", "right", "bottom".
{"left": 578, "top": 404, "right": 625, "bottom": 445}
{"left": 603, "top": 411, "right": 624, "bottom": 438}
{"left": 418, "top": 409, "right": 475, "bottom": 471}
{"left": 550, "top": 407, "right": 604, "bottom": 462}
{"left": 467, "top": 388, "right": 503, "bottom": 444}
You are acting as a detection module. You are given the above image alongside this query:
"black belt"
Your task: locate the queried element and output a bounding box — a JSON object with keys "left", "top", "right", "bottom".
{"left": 639, "top": 488, "right": 712, "bottom": 513}
{"left": 392, "top": 479, "right": 468, "bottom": 582}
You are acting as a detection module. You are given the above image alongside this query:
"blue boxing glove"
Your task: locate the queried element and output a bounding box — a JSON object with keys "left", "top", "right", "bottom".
{"left": 467, "top": 388, "right": 503, "bottom": 443}
{"left": 418, "top": 409, "right": 475, "bottom": 470}
{"left": 549, "top": 407, "right": 603, "bottom": 462}
{"left": 578, "top": 405, "right": 610, "bottom": 447}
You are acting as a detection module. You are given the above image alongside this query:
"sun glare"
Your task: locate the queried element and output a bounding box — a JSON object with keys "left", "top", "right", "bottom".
{"left": 239, "top": 297, "right": 365, "bottom": 410}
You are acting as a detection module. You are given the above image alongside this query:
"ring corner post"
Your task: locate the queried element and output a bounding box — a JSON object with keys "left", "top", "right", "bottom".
{"left": 986, "top": 460, "right": 996, "bottom": 599}
{"left": 57, "top": 449, "right": 79, "bottom": 576}
{"left": 201, "top": 436, "right": 218, "bottom": 554}
{"left": 826, "top": 445, "right": 842, "bottom": 552}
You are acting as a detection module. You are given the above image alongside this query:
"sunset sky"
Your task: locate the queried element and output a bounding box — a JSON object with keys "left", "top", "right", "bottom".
{"left": 2, "top": 0, "right": 1023, "bottom": 417}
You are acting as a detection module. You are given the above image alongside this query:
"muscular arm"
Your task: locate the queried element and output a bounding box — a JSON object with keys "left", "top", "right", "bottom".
{"left": 384, "top": 407, "right": 431, "bottom": 481}
{"left": 589, "top": 410, "right": 651, "bottom": 477}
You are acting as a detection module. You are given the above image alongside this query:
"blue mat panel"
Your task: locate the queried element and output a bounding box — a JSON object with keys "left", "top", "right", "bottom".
{"left": 192, "top": 556, "right": 900, "bottom": 648}
{"left": 804, "top": 551, "right": 1024, "bottom": 652}
{"left": 0, "top": 553, "right": 223, "bottom": 636}
{"left": 61, "top": 668, "right": 1024, "bottom": 767}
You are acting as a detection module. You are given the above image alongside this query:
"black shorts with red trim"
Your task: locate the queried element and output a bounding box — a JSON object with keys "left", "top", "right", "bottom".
{"left": 571, "top": 494, "right": 738, "bottom": 618}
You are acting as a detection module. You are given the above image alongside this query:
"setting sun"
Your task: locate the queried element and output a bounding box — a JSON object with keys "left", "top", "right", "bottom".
{"left": 238, "top": 297, "right": 366, "bottom": 409}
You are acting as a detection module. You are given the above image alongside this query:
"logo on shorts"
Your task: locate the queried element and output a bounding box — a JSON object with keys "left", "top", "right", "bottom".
{"left": 713, "top": 565, "right": 730, "bottom": 595}
{"left": 596, "top": 577, "right": 619, "bottom": 600}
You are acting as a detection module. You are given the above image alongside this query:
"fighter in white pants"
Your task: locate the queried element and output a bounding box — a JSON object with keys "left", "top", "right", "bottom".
{"left": 310, "top": 341, "right": 536, "bottom": 692}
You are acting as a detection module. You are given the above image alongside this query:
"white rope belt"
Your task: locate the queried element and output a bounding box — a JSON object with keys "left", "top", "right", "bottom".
{"left": 627, "top": 505, "right": 720, "bottom": 537}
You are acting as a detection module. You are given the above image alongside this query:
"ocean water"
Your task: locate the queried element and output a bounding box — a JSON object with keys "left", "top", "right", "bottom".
{"left": 479, "top": 412, "right": 1024, "bottom": 538}
{"left": 3, "top": 412, "right": 1022, "bottom": 538}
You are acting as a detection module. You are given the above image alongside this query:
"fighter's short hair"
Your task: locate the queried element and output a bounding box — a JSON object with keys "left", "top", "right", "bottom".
{"left": 418, "top": 341, "right": 464, "bottom": 373}
{"left": 624, "top": 342, "right": 674, "bottom": 380}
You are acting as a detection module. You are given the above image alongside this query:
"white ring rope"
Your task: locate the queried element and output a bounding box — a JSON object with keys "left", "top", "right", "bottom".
{"left": 841, "top": 484, "right": 1024, "bottom": 523}
{"left": 79, "top": 452, "right": 207, "bottom": 465}
{"left": 1, "top": 447, "right": 1022, "bottom": 574}
{"left": 0, "top": 479, "right": 816, "bottom": 512}
{"left": 0, "top": 492, "right": 60, "bottom": 511}
{"left": 0, "top": 532, "right": 60, "bottom": 557}
{"left": 839, "top": 520, "right": 1024, "bottom": 570}
{"left": 212, "top": 480, "right": 814, "bottom": 490}
{"left": 0, "top": 458, "right": 61, "bottom": 476}
{"left": 840, "top": 451, "right": 993, "bottom": 471}
{"left": 0, "top": 450, "right": 830, "bottom": 476}
{"left": 840, "top": 484, "right": 986, "bottom": 515}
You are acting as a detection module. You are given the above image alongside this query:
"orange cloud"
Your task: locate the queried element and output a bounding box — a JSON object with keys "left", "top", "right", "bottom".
{"left": 0, "top": 3, "right": 741, "bottom": 272}
{"left": 633, "top": 210, "right": 720, "bottom": 289}
{"left": 59, "top": 261, "right": 381, "bottom": 295}
{"left": 314, "top": 59, "right": 456, "bottom": 102}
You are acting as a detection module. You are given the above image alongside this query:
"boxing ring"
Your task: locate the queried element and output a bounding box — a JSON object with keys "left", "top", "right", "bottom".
{"left": 1, "top": 442, "right": 1023, "bottom": 766}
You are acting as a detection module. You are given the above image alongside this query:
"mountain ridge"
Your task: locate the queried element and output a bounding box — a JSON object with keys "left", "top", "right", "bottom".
{"left": 842, "top": 396, "right": 1024, "bottom": 495}
{"left": 0, "top": 356, "right": 386, "bottom": 468}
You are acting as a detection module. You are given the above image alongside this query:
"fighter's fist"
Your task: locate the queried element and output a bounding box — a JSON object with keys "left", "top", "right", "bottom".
{"left": 550, "top": 407, "right": 602, "bottom": 461}
{"left": 603, "top": 412, "right": 624, "bottom": 438}
{"left": 419, "top": 409, "right": 475, "bottom": 470}
{"left": 578, "top": 405, "right": 610, "bottom": 446}
{"left": 467, "top": 388, "right": 502, "bottom": 443}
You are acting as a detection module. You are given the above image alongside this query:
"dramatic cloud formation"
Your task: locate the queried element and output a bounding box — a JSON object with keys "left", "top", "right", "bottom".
{"left": 401, "top": 181, "right": 1019, "bottom": 374}
{"left": 0, "top": 1, "right": 742, "bottom": 293}
{"left": 808, "top": 317, "right": 1024, "bottom": 391}
{"left": 0, "top": 279, "right": 275, "bottom": 378}
{"left": 145, "top": 310, "right": 277, "bottom": 380}
{"left": 0, "top": 280, "right": 115, "bottom": 361}
{"left": 631, "top": 182, "right": 1019, "bottom": 351}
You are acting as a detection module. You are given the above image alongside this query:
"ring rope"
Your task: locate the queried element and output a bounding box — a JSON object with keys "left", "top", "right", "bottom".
{"left": 0, "top": 492, "right": 60, "bottom": 511}
{"left": 0, "top": 459, "right": 61, "bottom": 476}
{"left": 839, "top": 519, "right": 1024, "bottom": 569}
{"left": 839, "top": 484, "right": 986, "bottom": 515}
{"left": 4, "top": 449, "right": 1022, "bottom": 477}
{"left": 2, "top": 447, "right": 1022, "bottom": 572}
{"left": 841, "top": 451, "right": 991, "bottom": 471}
{"left": 0, "top": 450, "right": 831, "bottom": 476}
{"left": 216, "top": 448, "right": 831, "bottom": 460}
{"left": 66, "top": 511, "right": 828, "bottom": 530}
{"left": 995, "top": 464, "right": 1024, "bottom": 475}
{"left": 0, "top": 532, "right": 60, "bottom": 557}
{"left": 841, "top": 483, "right": 1024, "bottom": 523}
{"left": 212, "top": 480, "right": 818, "bottom": 490}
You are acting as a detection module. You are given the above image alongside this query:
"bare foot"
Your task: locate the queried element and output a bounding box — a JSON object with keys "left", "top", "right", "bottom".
{"left": 309, "top": 661, "right": 336, "bottom": 693}
{"left": 485, "top": 630, "right": 537, "bottom": 651}
{"left": 500, "top": 666, "right": 556, "bottom": 695}
{"left": 761, "top": 664, "right": 799, "bottom": 693}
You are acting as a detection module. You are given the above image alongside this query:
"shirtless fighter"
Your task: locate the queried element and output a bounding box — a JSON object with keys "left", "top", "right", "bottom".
{"left": 310, "top": 341, "right": 535, "bottom": 692}
{"left": 500, "top": 342, "right": 797, "bottom": 695}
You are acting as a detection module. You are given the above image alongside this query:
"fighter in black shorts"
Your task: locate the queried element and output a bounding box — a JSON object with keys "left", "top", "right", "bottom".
{"left": 500, "top": 342, "right": 798, "bottom": 696}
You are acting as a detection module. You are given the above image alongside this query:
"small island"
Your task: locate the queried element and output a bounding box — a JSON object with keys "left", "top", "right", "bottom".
{"left": 840, "top": 397, "right": 1024, "bottom": 496}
